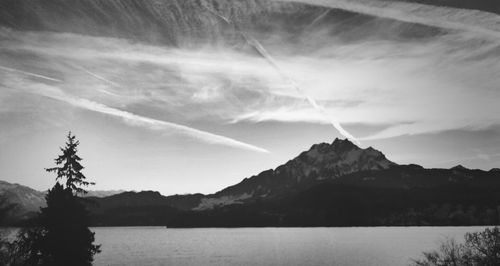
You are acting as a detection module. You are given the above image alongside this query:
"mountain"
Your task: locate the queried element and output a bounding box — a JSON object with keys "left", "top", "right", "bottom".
{"left": 81, "top": 138, "right": 405, "bottom": 225}
{"left": 0, "top": 180, "right": 45, "bottom": 222}
{"left": 3, "top": 139, "right": 500, "bottom": 227}
{"left": 162, "top": 139, "right": 500, "bottom": 227}
{"left": 86, "top": 191, "right": 181, "bottom": 226}
{"left": 193, "top": 138, "right": 396, "bottom": 210}
{"left": 168, "top": 163, "right": 500, "bottom": 227}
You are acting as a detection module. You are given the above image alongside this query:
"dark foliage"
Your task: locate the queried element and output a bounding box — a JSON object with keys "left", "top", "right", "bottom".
{"left": 3, "top": 132, "right": 101, "bottom": 266}
{"left": 0, "top": 195, "right": 16, "bottom": 224}
{"left": 412, "top": 227, "right": 500, "bottom": 266}
{"left": 0, "top": 195, "right": 20, "bottom": 264}
{"left": 26, "top": 132, "right": 102, "bottom": 265}
{"left": 0, "top": 228, "right": 48, "bottom": 266}
{"left": 21, "top": 183, "right": 100, "bottom": 266}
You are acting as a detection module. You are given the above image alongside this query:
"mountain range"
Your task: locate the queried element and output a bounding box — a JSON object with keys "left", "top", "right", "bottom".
{"left": 2, "top": 138, "right": 500, "bottom": 227}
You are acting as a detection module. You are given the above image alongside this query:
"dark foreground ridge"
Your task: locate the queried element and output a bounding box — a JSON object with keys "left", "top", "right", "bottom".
{"left": 3, "top": 138, "right": 500, "bottom": 227}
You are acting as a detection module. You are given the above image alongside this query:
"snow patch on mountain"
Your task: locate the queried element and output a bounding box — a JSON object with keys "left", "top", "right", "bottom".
{"left": 80, "top": 190, "right": 126, "bottom": 198}
{"left": 193, "top": 193, "right": 253, "bottom": 210}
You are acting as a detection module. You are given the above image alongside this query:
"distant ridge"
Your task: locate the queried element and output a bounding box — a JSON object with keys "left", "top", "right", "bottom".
{"left": 0, "top": 180, "right": 125, "bottom": 223}
{"left": 2, "top": 139, "right": 500, "bottom": 227}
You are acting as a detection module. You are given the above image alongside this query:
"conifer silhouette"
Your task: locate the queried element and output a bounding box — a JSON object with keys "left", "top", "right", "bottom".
{"left": 16, "top": 132, "right": 101, "bottom": 266}
{"left": 45, "top": 132, "right": 94, "bottom": 195}
{"left": 36, "top": 183, "right": 100, "bottom": 266}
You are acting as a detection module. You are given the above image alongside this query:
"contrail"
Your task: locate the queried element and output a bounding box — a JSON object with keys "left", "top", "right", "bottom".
{"left": 203, "top": 6, "right": 360, "bottom": 144}
{"left": 36, "top": 89, "right": 270, "bottom": 154}
{"left": 0, "top": 65, "right": 63, "bottom": 82}
{"left": 2, "top": 76, "right": 269, "bottom": 153}
{"left": 71, "top": 64, "right": 123, "bottom": 97}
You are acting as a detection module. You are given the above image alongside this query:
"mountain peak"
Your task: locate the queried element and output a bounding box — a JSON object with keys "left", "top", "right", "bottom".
{"left": 291, "top": 139, "right": 396, "bottom": 181}
{"left": 307, "top": 138, "right": 359, "bottom": 157}
{"left": 201, "top": 139, "right": 398, "bottom": 210}
{"left": 331, "top": 138, "right": 359, "bottom": 152}
{"left": 451, "top": 164, "right": 468, "bottom": 170}
{"left": 332, "top": 137, "right": 354, "bottom": 144}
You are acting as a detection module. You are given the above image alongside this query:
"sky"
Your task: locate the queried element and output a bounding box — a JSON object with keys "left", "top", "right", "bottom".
{"left": 1, "top": 0, "right": 500, "bottom": 195}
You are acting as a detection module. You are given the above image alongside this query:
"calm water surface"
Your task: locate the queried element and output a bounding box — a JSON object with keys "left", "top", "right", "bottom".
{"left": 92, "top": 226, "right": 487, "bottom": 266}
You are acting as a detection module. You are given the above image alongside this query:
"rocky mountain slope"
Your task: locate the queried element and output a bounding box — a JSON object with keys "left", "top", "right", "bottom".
{"left": 194, "top": 138, "right": 396, "bottom": 210}
{"left": 169, "top": 161, "right": 500, "bottom": 227}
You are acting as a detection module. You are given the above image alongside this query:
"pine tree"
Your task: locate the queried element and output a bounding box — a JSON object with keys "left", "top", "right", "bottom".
{"left": 18, "top": 132, "right": 101, "bottom": 266}
{"left": 45, "top": 132, "right": 94, "bottom": 195}
{"left": 36, "top": 183, "right": 100, "bottom": 266}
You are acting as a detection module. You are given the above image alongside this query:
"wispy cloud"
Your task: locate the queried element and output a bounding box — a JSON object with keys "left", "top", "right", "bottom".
{"left": 2, "top": 0, "right": 500, "bottom": 193}
{"left": 203, "top": 7, "right": 360, "bottom": 144}
{"left": 1, "top": 0, "right": 500, "bottom": 143}
{"left": 287, "top": 0, "right": 500, "bottom": 40}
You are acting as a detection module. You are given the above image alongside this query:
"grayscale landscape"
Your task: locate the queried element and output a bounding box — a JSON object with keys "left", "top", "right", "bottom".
{"left": 1, "top": 0, "right": 500, "bottom": 265}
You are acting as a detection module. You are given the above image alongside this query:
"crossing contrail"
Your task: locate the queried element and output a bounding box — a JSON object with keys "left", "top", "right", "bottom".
{"left": 73, "top": 64, "right": 122, "bottom": 88}
{"left": 71, "top": 64, "right": 123, "bottom": 97}
{"left": 203, "top": 6, "right": 360, "bottom": 144}
{"left": 305, "top": 9, "right": 331, "bottom": 29}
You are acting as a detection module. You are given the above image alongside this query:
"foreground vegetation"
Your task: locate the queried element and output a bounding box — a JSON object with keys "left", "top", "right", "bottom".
{"left": 411, "top": 227, "right": 500, "bottom": 266}
{"left": 1, "top": 132, "right": 100, "bottom": 266}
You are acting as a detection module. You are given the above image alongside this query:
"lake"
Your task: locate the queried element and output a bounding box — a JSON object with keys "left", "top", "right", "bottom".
{"left": 91, "top": 226, "right": 487, "bottom": 266}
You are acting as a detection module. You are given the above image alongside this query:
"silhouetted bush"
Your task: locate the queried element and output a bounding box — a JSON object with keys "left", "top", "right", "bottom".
{"left": 0, "top": 229, "right": 44, "bottom": 266}
{"left": 0, "top": 196, "right": 16, "bottom": 224}
{"left": 412, "top": 227, "right": 500, "bottom": 266}
{"left": 0, "top": 196, "right": 20, "bottom": 264}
